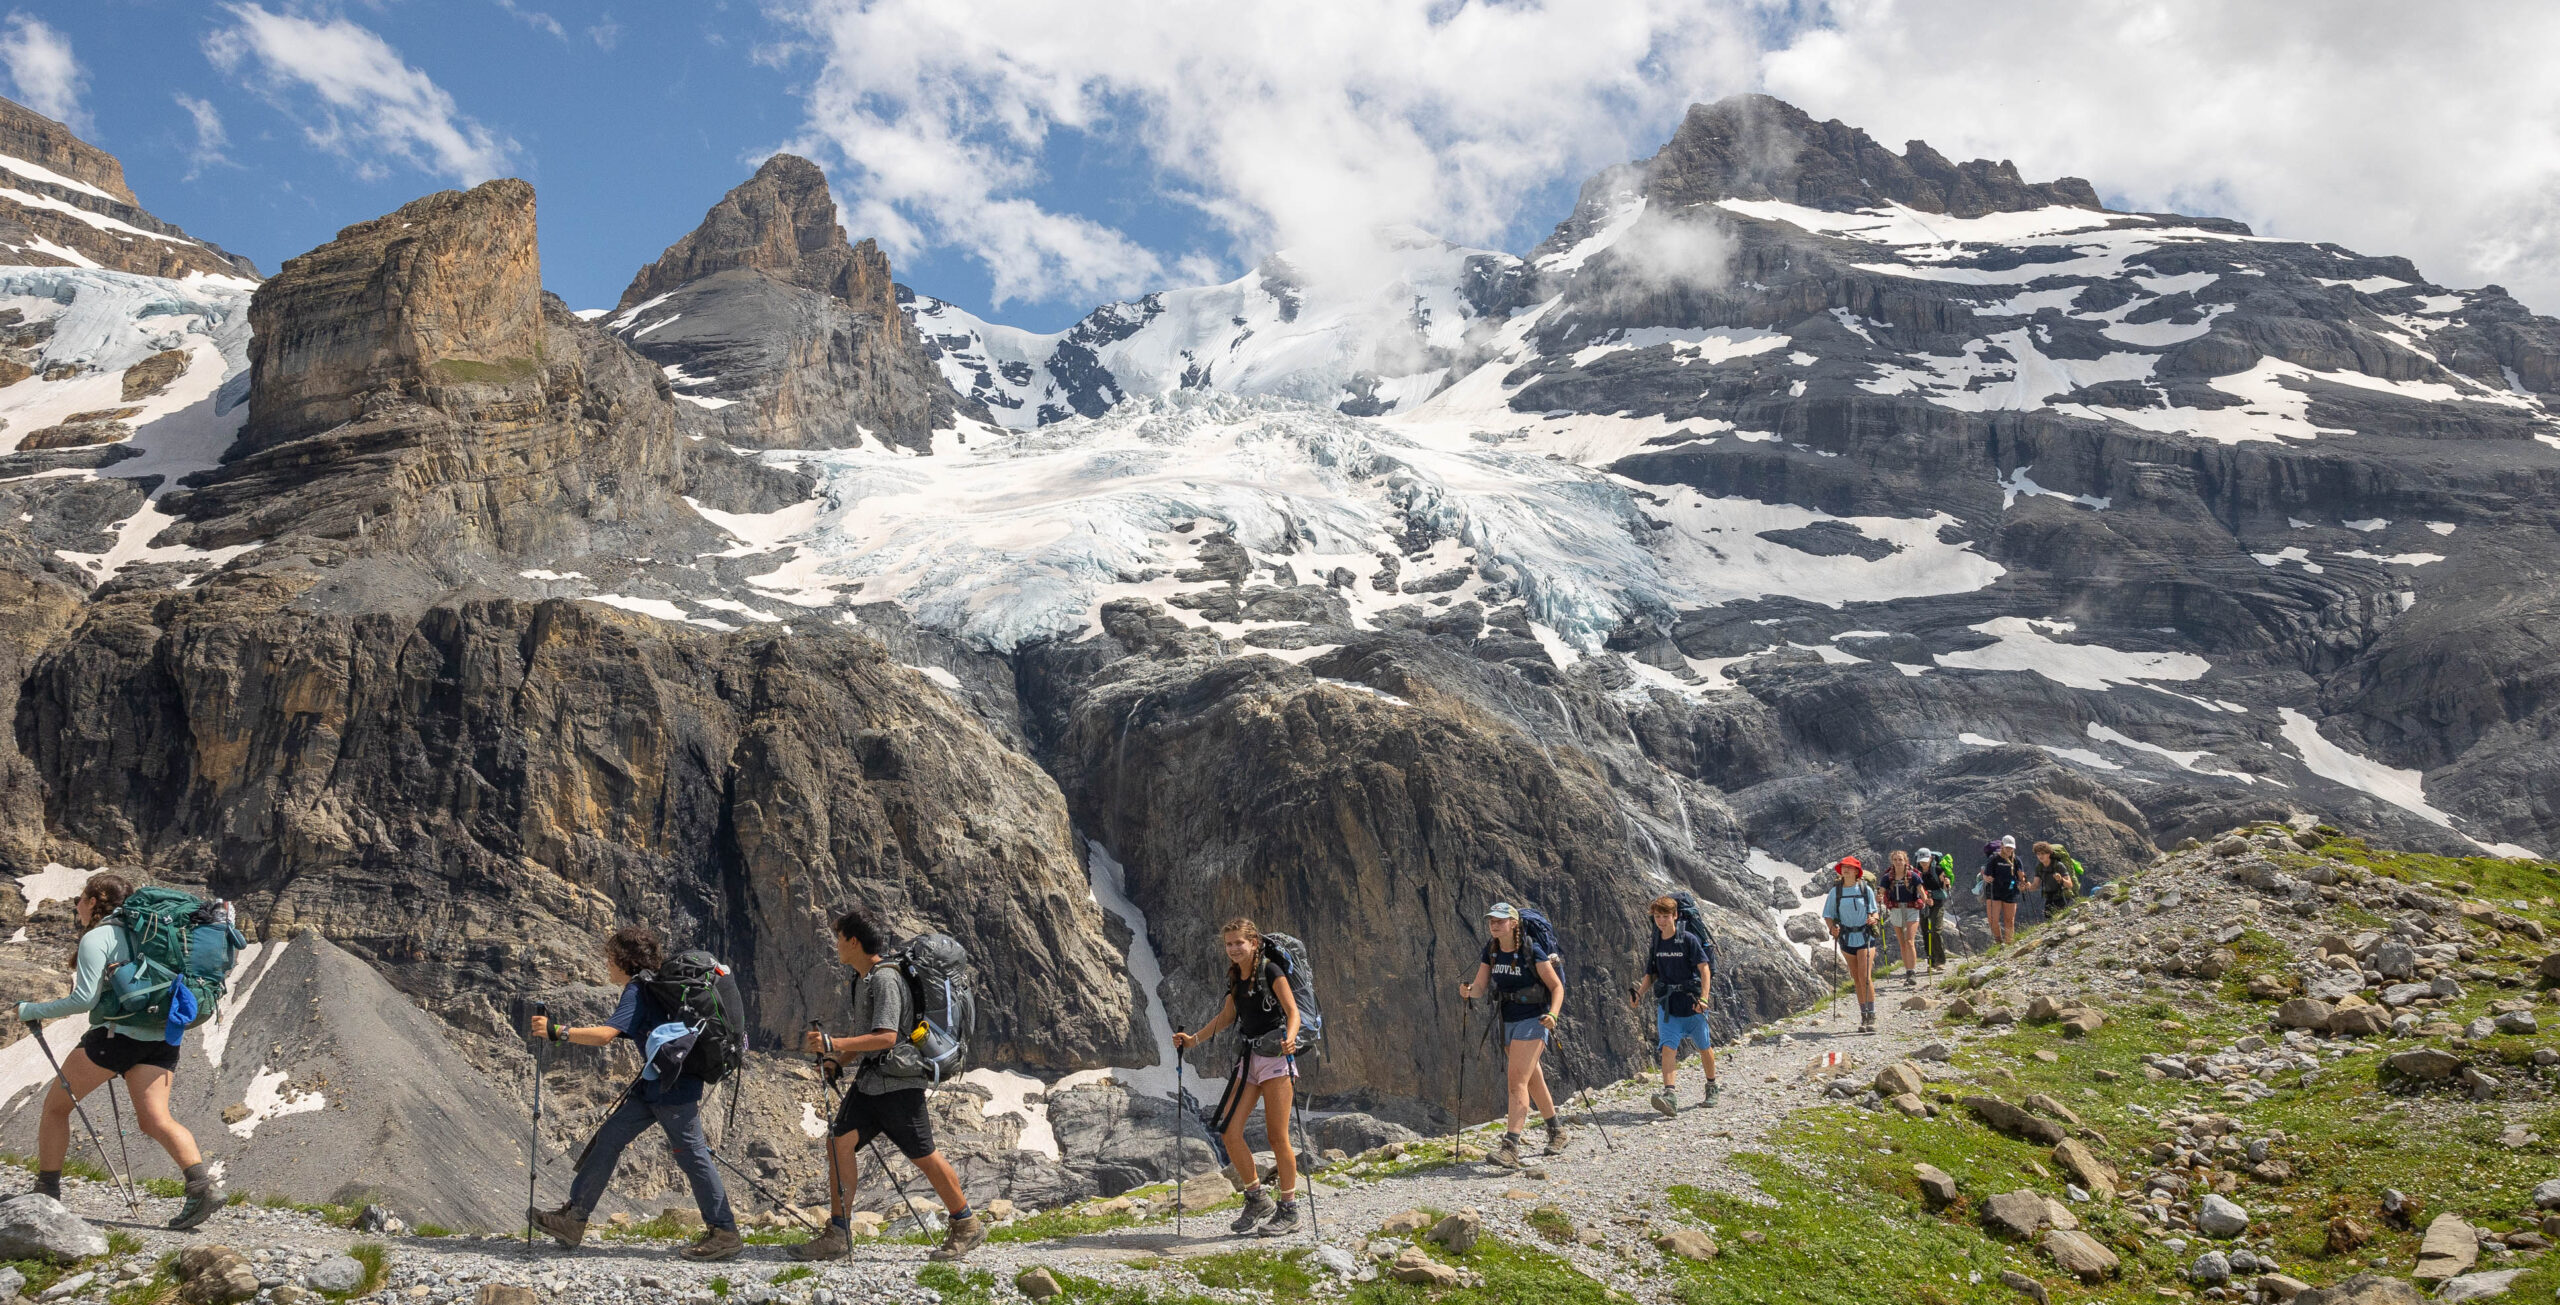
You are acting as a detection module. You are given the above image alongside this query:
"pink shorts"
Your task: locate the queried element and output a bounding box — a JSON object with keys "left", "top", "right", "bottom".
{"left": 1245, "top": 1052, "right": 1299, "bottom": 1086}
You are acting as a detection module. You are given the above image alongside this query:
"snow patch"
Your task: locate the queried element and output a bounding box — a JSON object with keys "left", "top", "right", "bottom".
{"left": 2000, "top": 465, "right": 2109, "bottom": 510}
{"left": 15, "top": 863, "right": 97, "bottom": 916}
{"left": 1934, "top": 618, "right": 2210, "bottom": 691}
{"left": 228, "top": 1065, "right": 326, "bottom": 1138}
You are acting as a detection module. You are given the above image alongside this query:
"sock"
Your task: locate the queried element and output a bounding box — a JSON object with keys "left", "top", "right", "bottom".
{"left": 34, "top": 1171, "right": 59, "bottom": 1198}
{"left": 950, "top": 1205, "right": 972, "bottom": 1223}
{"left": 181, "top": 1161, "right": 213, "bottom": 1193}
{"left": 1274, "top": 1196, "right": 1296, "bottom": 1211}
{"left": 829, "top": 1214, "right": 850, "bottom": 1232}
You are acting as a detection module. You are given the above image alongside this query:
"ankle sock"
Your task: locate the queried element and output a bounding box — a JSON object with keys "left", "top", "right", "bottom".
{"left": 829, "top": 1214, "right": 850, "bottom": 1232}
{"left": 34, "top": 1171, "right": 59, "bottom": 1198}
{"left": 950, "top": 1205, "right": 972, "bottom": 1223}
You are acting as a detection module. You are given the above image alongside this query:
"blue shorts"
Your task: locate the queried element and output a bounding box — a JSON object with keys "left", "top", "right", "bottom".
{"left": 1656, "top": 1010, "right": 1713, "bottom": 1051}
{"left": 1504, "top": 1016, "right": 1551, "bottom": 1043}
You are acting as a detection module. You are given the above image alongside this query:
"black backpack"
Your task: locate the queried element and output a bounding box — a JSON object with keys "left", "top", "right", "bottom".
{"left": 879, "top": 933, "right": 974, "bottom": 1082}
{"left": 641, "top": 951, "right": 747, "bottom": 1083}
{"left": 1658, "top": 890, "right": 1716, "bottom": 1007}
{"left": 1251, "top": 934, "right": 1322, "bottom": 1055}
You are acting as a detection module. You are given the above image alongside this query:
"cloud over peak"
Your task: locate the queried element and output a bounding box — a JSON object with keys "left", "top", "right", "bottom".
{"left": 206, "top": 3, "right": 518, "bottom": 188}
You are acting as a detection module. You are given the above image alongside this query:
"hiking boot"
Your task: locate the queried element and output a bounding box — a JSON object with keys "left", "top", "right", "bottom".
{"left": 1702, "top": 1078, "right": 1721, "bottom": 1106}
{"left": 1230, "top": 1188, "right": 1277, "bottom": 1234}
{"left": 529, "top": 1206, "right": 587, "bottom": 1249}
{"left": 1492, "top": 1132, "right": 1524, "bottom": 1169}
{"left": 679, "top": 1226, "right": 743, "bottom": 1262}
{"left": 1544, "top": 1119, "right": 1573, "bottom": 1155}
{"left": 1903, "top": 970, "right": 1917, "bottom": 989}
{"left": 789, "top": 1224, "right": 850, "bottom": 1261}
{"left": 1649, "top": 1089, "right": 1677, "bottom": 1118}
{"left": 168, "top": 1186, "right": 223, "bottom": 1232}
{"left": 929, "top": 1214, "right": 987, "bottom": 1262}
{"left": 1256, "top": 1200, "right": 1300, "bottom": 1238}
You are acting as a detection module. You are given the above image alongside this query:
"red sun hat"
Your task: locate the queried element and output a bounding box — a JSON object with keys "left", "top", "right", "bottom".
{"left": 1837, "top": 855, "right": 1864, "bottom": 874}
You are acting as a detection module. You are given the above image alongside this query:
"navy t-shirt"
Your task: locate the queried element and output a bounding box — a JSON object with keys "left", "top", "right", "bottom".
{"left": 1646, "top": 930, "right": 1708, "bottom": 1016}
{"left": 1231, "top": 956, "right": 1290, "bottom": 1040}
{"left": 1483, "top": 938, "right": 1554, "bottom": 1023}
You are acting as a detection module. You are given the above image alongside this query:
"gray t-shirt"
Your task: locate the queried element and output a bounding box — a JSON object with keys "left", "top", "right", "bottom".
{"left": 851, "top": 962, "right": 917, "bottom": 1096}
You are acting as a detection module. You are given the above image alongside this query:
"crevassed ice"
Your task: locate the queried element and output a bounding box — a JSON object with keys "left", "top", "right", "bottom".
{"left": 768, "top": 392, "right": 2004, "bottom": 652}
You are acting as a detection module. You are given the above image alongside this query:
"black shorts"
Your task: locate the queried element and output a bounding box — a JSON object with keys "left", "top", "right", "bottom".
{"left": 80, "top": 1027, "right": 179, "bottom": 1075}
{"left": 831, "top": 1086, "right": 935, "bottom": 1160}
{"left": 1988, "top": 887, "right": 2020, "bottom": 904}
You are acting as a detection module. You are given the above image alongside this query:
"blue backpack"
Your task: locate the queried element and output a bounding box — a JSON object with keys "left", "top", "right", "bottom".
{"left": 1518, "top": 905, "right": 1561, "bottom": 962}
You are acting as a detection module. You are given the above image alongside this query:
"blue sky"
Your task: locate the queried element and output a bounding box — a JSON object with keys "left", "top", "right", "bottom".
{"left": 10, "top": 3, "right": 2559, "bottom": 326}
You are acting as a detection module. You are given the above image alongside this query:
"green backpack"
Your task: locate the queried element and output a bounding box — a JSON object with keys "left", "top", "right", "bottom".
{"left": 92, "top": 888, "right": 248, "bottom": 1031}
{"left": 2046, "top": 848, "right": 2084, "bottom": 903}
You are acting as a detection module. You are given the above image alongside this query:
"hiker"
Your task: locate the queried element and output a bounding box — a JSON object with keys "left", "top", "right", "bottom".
{"left": 1171, "top": 916, "right": 1307, "bottom": 1237}
{"left": 1914, "top": 847, "right": 1951, "bottom": 973}
{"left": 1629, "top": 895, "right": 1717, "bottom": 1115}
{"left": 527, "top": 925, "right": 741, "bottom": 1262}
{"left": 2031, "top": 842, "right": 2082, "bottom": 920}
{"left": 1880, "top": 851, "right": 1931, "bottom": 988}
{"left": 14, "top": 873, "right": 222, "bottom": 1228}
{"left": 1821, "top": 858, "right": 1882, "bottom": 1030}
{"left": 793, "top": 908, "right": 986, "bottom": 1262}
{"left": 1981, "top": 835, "right": 2024, "bottom": 945}
{"left": 1457, "top": 902, "right": 1570, "bottom": 1167}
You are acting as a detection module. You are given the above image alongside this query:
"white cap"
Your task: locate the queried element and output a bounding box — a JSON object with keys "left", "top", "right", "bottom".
{"left": 2000, "top": 834, "right": 2017, "bottom": 849}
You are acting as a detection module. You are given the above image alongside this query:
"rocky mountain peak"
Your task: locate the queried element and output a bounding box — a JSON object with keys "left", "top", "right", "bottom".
{"left": 0, "top": 95, "right": 259, "bottom": 279}
{"left": 616, "top": 152, "right": 895, "bottom": 317}
{"left": 241, "top": 178, "right": 545, "bottom": 455}
{"left": 1645, "top": 93, "right": 2105, "bottom": 217}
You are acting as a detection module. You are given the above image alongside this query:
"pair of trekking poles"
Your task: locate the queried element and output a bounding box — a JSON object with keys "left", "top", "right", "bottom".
{"left": 1169, "top": 1023, "right": 1320, "bottom": 1244}
{"left": 23, "top": 1019, "right": 145, "bottom": 1219}
{"left": 1441, "top": 996, "right": 1616, "bottom": 1165}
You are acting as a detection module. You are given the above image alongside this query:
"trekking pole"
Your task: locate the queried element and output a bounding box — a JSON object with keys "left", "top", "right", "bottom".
{"left": 812, "top": 1020, "right": 849, "bottom": 1262}
{"left": 103, "top": 1078, "right": 141, "bottom": 1216}
{"left": 25, "top": 1020, "right": 141, "bottom": 1215}
{"left": 1173, "top": 1028, "right": 1186, "bottom": 1240}
{"left": 1551, "top": 1030, "right": 1616, "bottom": 1154}
{"left": 863, "top": 1136, "right": 932, "bottom": 1238}
{"left": 1290, "top": 1083, "right": 1320, "bottom": 1244}
{"left": 527, "top": 1002, "right": 545, "bottom": 1252}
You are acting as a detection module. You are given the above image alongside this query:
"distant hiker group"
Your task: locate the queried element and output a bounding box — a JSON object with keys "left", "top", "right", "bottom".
{"left": 1817, "top": 834, "right": 2087, "bottom": 1030}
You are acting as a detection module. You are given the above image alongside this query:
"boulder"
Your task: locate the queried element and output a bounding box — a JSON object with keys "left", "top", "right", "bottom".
{"left": 1307, "top": 1112, "right": 1421, "bottom": 1155}
{"left": 2380, "top": 983, "right": 2430, "bottom": 1007}
{"left": 306, "top": 1256, "right": 367, "bottom": 1294}
{"left": 0, "top": 1268, "right": 19, "bottom": 1301}
{"left": 1015, "top": 1268, "right": 1062, "bottom": 1300}
{"left": 1998, "top": 1269, "right": 2049, "bottom": 1304}
{"left": 2273, "top": 998, "right": 2334, "bottom": 1030}
{"left": 0, "top": 1194, "right": 105, "bottom": 1263}
{"left": 2535, "top": 1178, "right": 2560, "bottom": 1210}
{"left": 1379, "top": 1209, "right": 1433, "bottom": 1235}
{"left": 473, "top": 1289, "right": 537, "bottom": 1305}
{"left": 2190, "top": 1250, "right": 2231, "bottom": 1284}
{"left": 2385, "top": 1048, "right": 2463, "bottom": 1081}
{"left": 1428, "top": 1209, "right": 1480, "bottom": 1255}
{"left": 2197, "top": 1194, "right": 2250, "bottom": 1238}
{"left": 1890, "top": 1092, "right": 1930, "bottom": 1118}
{"left": 2416, "top": 1213, "right": 2478, "bottom": 1283}
{"left": 1912, "top": 1163, "right": 1959, "bottom": 1209}
{"left": 2328, "top": 1005, "right": 2390, "bottom": 1037}
{"left": 1390, "top": 1248, "right": 1458, "bottom": 1287}
{"left": 1655, "top": 1228, "right": 1717, "bottom": 1261}
{"left": 2494, "top": 1010, "right": 2538, "bottom": 1034}
{"left": 2540, "top": 953, "right": 2560, "bottom": 982}
{"left": 2372, "top": 942, "right": 2417, "bottom": 980}
{"left": 2025, "top": 994, "right": 2065, "bottom": 1023}
{"left": 2326, "top": 1216, "right": 2371, "bottom": 1254}
{"left": 2436, "top": 1271, "right": 2523, "bottom": 1303}
{"left": 2021, "top": 1093, "right": 2083, "bottom": 1128}
{"left": 1873, "top": 1062, "right": 1927, "bottom": 1098}
{"left": 2257, "top": 1274, "right": 2311, "bottom": 1302}
{"left": 1983, "top": 1190, "right": 2052, "bottom": 1239}
{"left": 1964, "top": 1097, "right": 2066, "bottom": 1146}
{"left": 2052, "top": 1139, "right": 2116, "bottom": 1198}
{"left": 173, "top": 1247, "right": 260, "bottom": 1305}
{"left": 2294, "top": 1273, "right": 2426, "bottom": 1305}
{"left": 2043, "top": 1229, "right": 2118, "bottom": 1282}
{"left": 2059, "top": 1009, "right": 2106, "bottom": 1038}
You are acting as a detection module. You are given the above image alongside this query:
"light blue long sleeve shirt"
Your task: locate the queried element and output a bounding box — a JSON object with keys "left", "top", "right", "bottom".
{"left": 17, "top": 924, "right": 168, "bottom": 1043}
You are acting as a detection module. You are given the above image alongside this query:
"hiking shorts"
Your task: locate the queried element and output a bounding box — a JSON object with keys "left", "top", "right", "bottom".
{"left": 1656, "top": 1010, "right": 1712, "bottom": 1051}
{"left": 80, "top": 1027, "right": 178, "bottom": 1075}
{"left": 1987, "top": 886, "right": 2020, "bottom": 904}
{"left": 1504, "top": 1016, "right": 1551, "bottom": 1044}
{"left": 1244, "top": 1052, "right": 1298, "bottom": 1086}
{"left": 831, "top": 1086, "right": 935, "bottom": 1160}
{"left": 1885, "top": 908, "right": 1923, "bottom": 927}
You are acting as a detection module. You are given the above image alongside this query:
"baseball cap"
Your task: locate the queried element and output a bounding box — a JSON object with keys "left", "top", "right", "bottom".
{"left": 2000, "top": 835, "right": 2017, "bottom": 849}
{"left": 1485, "top": 902, "right": 1520, "bottom": 921}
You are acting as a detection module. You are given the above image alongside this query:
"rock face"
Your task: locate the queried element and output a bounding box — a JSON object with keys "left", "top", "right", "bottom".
{"left": 1640, "top": 94, "right": 2104, "bottom": 216}
{"left": 0, "top": 97, "right": 258, "bottom": 279}
{"left": 607, "top": 154, "right": 964, "bottom": 451}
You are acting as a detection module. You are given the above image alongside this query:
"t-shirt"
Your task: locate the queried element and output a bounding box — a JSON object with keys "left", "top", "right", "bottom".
{"left": 1883, "top": 871, "right": 1926, "bottom": 907}
{"left": 1230, "top": 956, "right": 1290, "bottom": 1041}
{"left": 1645, "top": 930, "right": 1708, "bottom": 1015}
{"left": 603, "top": 980, "right": 701, "bottom": 1104}
{"left": 1918, "top": 859, "right": 1951, "bottom": 896}
{"left": 1983, "top": 854, "right": 2021, "bottom": 897}
{"left": 851, "top": 962, "right": 918, "bottom": 1097}
{"left": 1822, "top": 882, "right": 1878, "bottom": 932}
{"left": 1482, "top": 939, "right": 1553, "bottom": 1023}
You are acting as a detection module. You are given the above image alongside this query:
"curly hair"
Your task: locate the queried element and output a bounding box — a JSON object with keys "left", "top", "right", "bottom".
{"left": 603, "top": 925, "right": 665, "bottom": 978}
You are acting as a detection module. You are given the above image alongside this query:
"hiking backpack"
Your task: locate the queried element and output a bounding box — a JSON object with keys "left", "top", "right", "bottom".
{"left": 2047, "top": 847, "right": 2085, "bottom": 903}
{"left": 1516, "top": 906, "right": 1561, "bottom": 963}
{"left": 641, "top": 951, "right": 748, "bottom": 1084}
{"left": 879, "top": 933, "right": 976, "bottom": 1082}
{"left": 1662, "top": 889, "right": 1716, "bottom": 1001}
{"left": 92, "top": 887, "right": 247, "bottom": 1033}
{"left": 1828, "top": 883, "right": 1880, "bottom": 947}
{"left": 1252, "top": 933, "right": 1323, "bottom": 1055}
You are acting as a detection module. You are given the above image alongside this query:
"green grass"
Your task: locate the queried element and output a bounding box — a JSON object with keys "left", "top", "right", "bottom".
{"left": 1343, "top": 1234, "right": 1614, "bottom": 1305}
{"left": 321, "top": 1243, "right": 390, "bottom": 1302}
{"left": 1524, "top": 1203, "right": 1576, "bottom": 1244}
{"left": 769, "top": 1266, "right": 815, "bottom": 1286}
{"left": 707, "top": 1275, "right": 732, "bottom": 1298}
{"left": 600, "top": 1212, "right": 695, "bottom": 1241}
{"left": 412, "top": 1223, "right": 457, "bottom": 1239}
{"left": 917, "top": 1265, "right": 999, "bottom": 1305}
{"left": 105, "top": 1230, "right": 142, "bottom": 1257}
{"left": 1182, "top": 1249, "right": 1315, "bottom": 1299}
{"left": 139, "top": 1178, "right": 184, "bottom": 1199}
{"left": 743, "top": 1224, "right": 818, "bottom": 1247}
{"left": 106, "top": 1255, "right": 177, "bottom": 1305}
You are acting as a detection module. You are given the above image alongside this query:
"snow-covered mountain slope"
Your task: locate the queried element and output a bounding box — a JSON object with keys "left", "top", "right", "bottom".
{"left": 906, "top": 227, "right": 1524, "bottom": 427}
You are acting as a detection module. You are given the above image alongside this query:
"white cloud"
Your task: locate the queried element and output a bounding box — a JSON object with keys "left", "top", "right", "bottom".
{"left": 492, "top": 0, "right": 567, "bottom": 41}
{"left": 587, "top": 16, "right": 622, "bottom": 51}
{"left": 1759, "top": 0, "right": 2560, "bottom": 313}
{"left": 174, "top": 93, "right": 231, "bottom": 180}
{"left": 205, "top": 3, "right": 518, "bottom": 187}
{"left": 0, "top": 13, "right": 88, "bottom": 135}
{"left": 775, "top": 0, "right": 1760, "bottom": 307}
